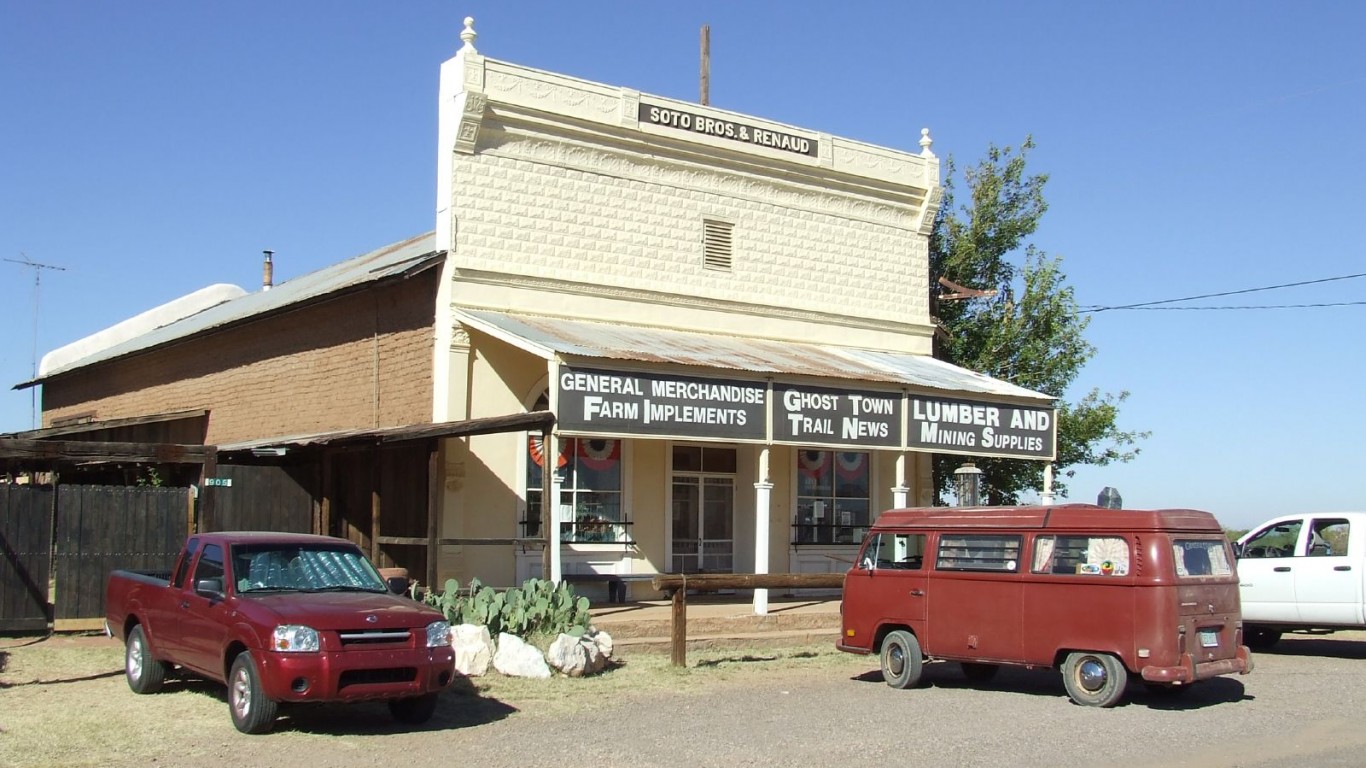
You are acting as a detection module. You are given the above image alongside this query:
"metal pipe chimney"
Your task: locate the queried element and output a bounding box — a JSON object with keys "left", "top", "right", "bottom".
{"left": 262, "top": 249, "right": 274, "bottom": 291}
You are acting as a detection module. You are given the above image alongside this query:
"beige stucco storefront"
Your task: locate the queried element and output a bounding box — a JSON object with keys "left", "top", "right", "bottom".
{"left": 425, "top": 20, "right": 1056, "bottom": 604}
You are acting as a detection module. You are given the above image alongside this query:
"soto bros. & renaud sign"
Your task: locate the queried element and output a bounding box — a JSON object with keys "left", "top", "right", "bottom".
{"left": 555, "top": 367, "right": 1054, "bottom": 459}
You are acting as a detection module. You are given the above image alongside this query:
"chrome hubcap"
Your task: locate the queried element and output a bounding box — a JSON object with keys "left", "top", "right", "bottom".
{"left": 1078, "top": 658, "right": 1108, "bottom": 692}
{"left": 127, "top": 638, "right": 143, "bottom": 679}
{"left": 888, "top": 644, "right": 905, "bottom": 676}
{"left": 232, "top": 668, "right": 250, "bottom": 718}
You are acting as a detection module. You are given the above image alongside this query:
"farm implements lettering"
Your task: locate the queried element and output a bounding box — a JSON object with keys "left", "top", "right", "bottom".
{"left": 560, "top": 371, "right": 762, "bottom": 425}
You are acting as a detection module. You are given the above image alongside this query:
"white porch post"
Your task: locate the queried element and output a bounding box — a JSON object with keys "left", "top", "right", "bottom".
{"left": 550, "top": 469, "right": 564, "bottom": 582}
{"left": 1041, "top": 463, "right": 1056, "bottom": 506}
{"left": 892, "top": 451, "right": 910, "bottom": 508}
{"left": 753, "top": 447, "right": 772, "bottom": 616}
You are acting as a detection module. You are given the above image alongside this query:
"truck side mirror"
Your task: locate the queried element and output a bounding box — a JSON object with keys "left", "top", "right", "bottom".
{"left": 385, "top": 576, "right": 410, "bottom": 595}
{"left": 1231, "top": 542, "right": 1244, "bottom": 559}
{"left": 195, "top": 577, "right": 224, "bottom": 598}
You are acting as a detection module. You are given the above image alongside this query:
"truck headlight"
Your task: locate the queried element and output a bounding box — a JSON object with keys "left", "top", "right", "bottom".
{"left": 425, "top": 620, "right": 452, "bottom": 648}
{"left": 273, "top": 625, "right": 320, "bottom": 652}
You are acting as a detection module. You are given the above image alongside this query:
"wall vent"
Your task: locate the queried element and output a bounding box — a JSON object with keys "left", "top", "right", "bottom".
{"left": 702, "top": 219, "right": 734, "bottom": 272}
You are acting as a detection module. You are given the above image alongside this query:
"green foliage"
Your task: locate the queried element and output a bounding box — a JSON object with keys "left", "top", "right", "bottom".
{"left": 422, "top": 577, "right": 593, "bottom": 641}
{"left": 929, "top": 138, "right": 1147, "bottom": 503}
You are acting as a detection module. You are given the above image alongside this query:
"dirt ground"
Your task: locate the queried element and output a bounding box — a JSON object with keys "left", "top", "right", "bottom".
{"left": 7, "top": 631, "right": 1366, "bottom": 768}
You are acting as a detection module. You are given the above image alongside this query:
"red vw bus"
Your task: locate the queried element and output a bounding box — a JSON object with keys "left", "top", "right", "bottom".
{"left": 838, "top": 504, "right": 1253, "bottom": 707}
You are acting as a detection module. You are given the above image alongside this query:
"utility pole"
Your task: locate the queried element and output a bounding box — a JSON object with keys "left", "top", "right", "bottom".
{"left": 4, "top": 253, "right": 66, "bottom": 428}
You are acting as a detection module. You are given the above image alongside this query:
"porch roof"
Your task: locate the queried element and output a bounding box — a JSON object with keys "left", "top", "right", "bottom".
{"left": 452, "top": 310, "right": 1052, "bottom": 404}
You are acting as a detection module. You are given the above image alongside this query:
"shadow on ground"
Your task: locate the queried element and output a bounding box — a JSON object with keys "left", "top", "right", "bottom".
{"left": 849, "top": 661, "right": 1250, "bottom": 710}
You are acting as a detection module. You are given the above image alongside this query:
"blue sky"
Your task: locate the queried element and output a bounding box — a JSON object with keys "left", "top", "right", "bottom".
{"left": 2, "top": 2, "right": 1362, "bottom": 529}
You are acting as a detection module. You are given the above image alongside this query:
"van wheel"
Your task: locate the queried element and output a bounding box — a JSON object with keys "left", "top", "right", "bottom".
{"left": 124, "top": 625, "right": 167, "bottom": 694}
{"left": 1062, "top": 651, "right": 1128, "bottom": 707}
{"left": 1245, "top": 627, "right": 1282, "bottom": 650}
{"left": 880, "top": 630, "right": 924, "bottom": 689}
{"left": 229, "top": 652, "right": 279, "bottom": 734}
{"left": 960, "top": 662, "right": 999, "bottom": 684}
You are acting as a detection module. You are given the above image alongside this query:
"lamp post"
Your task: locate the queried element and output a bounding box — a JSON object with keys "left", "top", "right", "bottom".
{"left": 954, "top": 463, "right": 983, "bottom": 507}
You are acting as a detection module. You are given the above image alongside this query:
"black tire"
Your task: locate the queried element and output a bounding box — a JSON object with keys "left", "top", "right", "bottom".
{"left": 388, "top": 693, "right": 440, "bottom": 724}
{"left": 879, "top": 630, "right": 924, "bottom": 689}
{"left": 1061, "top": 651, "right": 1128, "bottom": 707}
{"left": 228, "top": 652, "right": 278, "bottom": 734}
{"left": 960, "top": 662, "right": 1000, "bottom": 684}
{"left": 124, "top": 625, "right": 168, "bottom": 694}
{"left": 1245, "top": 626, "right": 1282, "bottom": 650}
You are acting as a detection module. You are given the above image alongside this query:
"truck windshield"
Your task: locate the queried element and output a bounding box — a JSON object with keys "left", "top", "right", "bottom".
{"left": 230, "top": 545, "right": 387, "bottom": 593}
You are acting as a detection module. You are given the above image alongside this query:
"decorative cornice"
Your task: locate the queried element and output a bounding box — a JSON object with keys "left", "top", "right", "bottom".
{"left": 450, "top": 326, "right": 472, "bottom": 353}
{"left": 488, "top": 131, "right": 924, "bottom": 232}
{"left": 486, "top": 69, "right": 619, "bottom": 116}
{"left": 454, "top": 92, "right": 487, "bottom": 155}
{"left": 918, "top": 186, "right": 944, "bottom": 236}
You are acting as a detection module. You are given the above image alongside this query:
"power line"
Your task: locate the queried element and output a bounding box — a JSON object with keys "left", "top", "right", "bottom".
{"left": 4, "top": 253, "right": 67, "bottom": 429}
{"left": 1080, "top": 272, "right": 1366, "bottom": 313}
{"left": 1096, "top": 301, "right": 1366, "bottom": 311}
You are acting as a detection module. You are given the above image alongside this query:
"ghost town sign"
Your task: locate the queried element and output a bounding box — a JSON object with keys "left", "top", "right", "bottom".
{"left": 555, "top": 367, "right": 1055, "bottom": 459}
{"left": 772, "top": 384, "right": 900, "bottom": 449}
{"left": 638, "top": 102, "right": 819, "bottom": 157}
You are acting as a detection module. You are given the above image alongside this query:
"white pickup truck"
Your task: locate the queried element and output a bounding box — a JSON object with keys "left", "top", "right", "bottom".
{"left": 1235, "top": 511, "right": 1365, "bottom": 649}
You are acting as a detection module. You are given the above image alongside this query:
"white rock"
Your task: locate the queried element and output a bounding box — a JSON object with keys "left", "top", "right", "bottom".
{"left": 588, "top": 628, "right": 614, "bottom": 659}
{"left": 547, "top": 634, "right": 590, "bottom": 677}
{"left": 493, "top": 632, "right": 551, "bottom": 679}
{"left": 451, "top": 623, "right": 492, "bottom": 677}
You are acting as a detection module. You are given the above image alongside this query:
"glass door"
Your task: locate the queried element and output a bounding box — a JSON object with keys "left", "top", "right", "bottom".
{"left": 671, "top": 476, "right": 735, "bottom": 573}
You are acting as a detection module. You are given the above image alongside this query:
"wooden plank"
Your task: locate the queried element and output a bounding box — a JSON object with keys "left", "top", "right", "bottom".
{"left": 437, "top": 537, "right": 545, "bottom": 546}
{"left": 54, "top": 618, "right": 105, "bottom": 632}
{"left": 375, "top": 536, "right": 430, "bottom": 546}
{"left": 671, "top": 587, "right": 687, "bottom": 668}
{"left": 426, "top": 443, "right": 440, "bottom": 592}
{"left": 0, "top": 438, "right": 212, "bottom": 464}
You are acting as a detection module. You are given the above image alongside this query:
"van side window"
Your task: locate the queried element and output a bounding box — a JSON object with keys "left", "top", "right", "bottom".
{"left": 1032, "top": 535, "right": 1130, "bottom": 576}
{"left": 1241, "top": 520, "right": 1302, "bottom": 558}
{"left": 1173, "top": 539, "right": 1233, "bottom": 577}
{"left": 936, "top": 534, "right": 1021, "bottom": 572}
{"left": 863, "top": 533, "right": 925, "bottom": 570}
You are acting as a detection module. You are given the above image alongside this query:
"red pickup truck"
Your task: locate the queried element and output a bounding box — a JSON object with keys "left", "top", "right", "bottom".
{"left": 105, "top": 531, "right": 455, "bottom": 734}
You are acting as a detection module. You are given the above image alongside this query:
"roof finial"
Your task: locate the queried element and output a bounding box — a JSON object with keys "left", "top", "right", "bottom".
{"left": 919, "top": 127, "right": 935, "bottom": 158}
{"left": 460, "top": 16, "right": 478, "bottom": 53}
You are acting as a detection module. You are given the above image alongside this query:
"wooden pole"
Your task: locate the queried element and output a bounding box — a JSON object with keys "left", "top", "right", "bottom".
{"left": 670, "top": 583, "right": 688, "bottom": 668}
{"left": 426, "top": 440, "right": 441, "bottom": 590}
{"left": 700, "top": 25, "right": 710, "bottom": 105}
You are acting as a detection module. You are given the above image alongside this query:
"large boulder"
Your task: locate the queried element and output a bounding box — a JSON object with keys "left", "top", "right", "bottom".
{"left": 451, "top": 623, "right": 492, "bottom": 677}
{"left": 493, "top": 632, "right": 551, "bottom": 679}
{"left": 546, "top": 630, "right": 614, "bottom": 677}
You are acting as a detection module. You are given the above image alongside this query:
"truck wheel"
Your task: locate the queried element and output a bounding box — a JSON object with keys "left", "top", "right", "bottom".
{"left": 388, "top": 693, "right": 440, "bottom": 724}
{"left": 879, "top": 630, "right": 924, "bottom": 689}
{"left": 960, "top": 662, "right": 999, "bottom": 684}
{"left": 1062, "top": 651, "right": 1128, "bottom": 707}
{"left": 229, "top": 652, "right": 279, "bottom": 734}
{"left": 1245, "top": 627, "right": 1282, "bottom": 650}
{"left": 124, "top": 625, "right": 168, "bottom": 694}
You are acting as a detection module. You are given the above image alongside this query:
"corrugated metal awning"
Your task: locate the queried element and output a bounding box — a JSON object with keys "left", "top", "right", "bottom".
{"left": 453, "top": 310, "right": 1052, "bottom": 403}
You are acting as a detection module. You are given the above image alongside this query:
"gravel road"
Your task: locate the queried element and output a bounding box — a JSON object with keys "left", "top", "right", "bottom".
{"left": 8, "top": 633, "right": 1366, "bottom": 768}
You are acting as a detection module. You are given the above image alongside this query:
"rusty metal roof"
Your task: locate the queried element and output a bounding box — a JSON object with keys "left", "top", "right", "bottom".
{"left": 454, "top": 310, "right": 1052, "bottom": 403}
{"left": 26, "top": 233, "right": 441, "bottom": 384}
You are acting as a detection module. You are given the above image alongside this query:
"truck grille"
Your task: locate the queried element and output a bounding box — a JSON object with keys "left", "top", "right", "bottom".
{"left": 337, "top": 629, "right": 413, "bottom": 646}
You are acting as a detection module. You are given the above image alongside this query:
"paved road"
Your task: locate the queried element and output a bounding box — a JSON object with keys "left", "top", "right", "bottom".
{"left": 110, "top": 633, "right": 1366, "bottom": 768}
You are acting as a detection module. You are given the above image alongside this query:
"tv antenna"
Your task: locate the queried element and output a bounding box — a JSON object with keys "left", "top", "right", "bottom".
{"left": 4, "top": 253, "right": 67, "bottom": 428}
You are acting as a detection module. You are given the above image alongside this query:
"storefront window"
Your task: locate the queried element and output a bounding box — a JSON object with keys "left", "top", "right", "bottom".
{"left": 526, "top": 434, "right": 627, "bottom": 544}
{"left": 794, "top": 450, "right": 870, "bottom": 545}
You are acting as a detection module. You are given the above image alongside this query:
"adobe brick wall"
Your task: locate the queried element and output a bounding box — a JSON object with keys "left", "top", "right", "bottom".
{"left": 42, "top": 275, "right": 438, "bottom": 444}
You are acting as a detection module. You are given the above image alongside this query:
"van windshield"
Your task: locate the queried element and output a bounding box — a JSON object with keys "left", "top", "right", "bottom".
{"left": 1172, "top": 539, "right": 1233, "bottom": 578}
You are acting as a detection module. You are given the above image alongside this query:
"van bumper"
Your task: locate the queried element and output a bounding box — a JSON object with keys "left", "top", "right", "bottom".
{"left": 1140, "top": 645, "right": 1254, "bottom": 684}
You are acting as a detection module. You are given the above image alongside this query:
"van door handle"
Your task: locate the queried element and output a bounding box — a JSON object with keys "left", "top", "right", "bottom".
{"left": 1335, "top": 566, "right": 1352, "bottom": 571}
{"left": 1273, "top": 567, "right": 1292, "bottom": 572}
{"left": 909, "top": 589, "right": 925, "bottom": 597}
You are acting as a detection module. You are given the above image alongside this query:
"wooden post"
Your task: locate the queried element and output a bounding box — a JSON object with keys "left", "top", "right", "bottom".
{"left": 670, "top": 582, "right": 688, "bottom": 668}
{"left": 426, "top": 441, "right": 441, "bottom": 591}
{"left": 198, "top": 447, "right": 217, "bottom": 533}
{"left": 370, "top": 447, "right": 382, "bottom": 563}
{"left": 699, "top": 25, "right": 710, "bottom": 106}
{"left": 320, "top": 449, "right": 333, "bottom": 537}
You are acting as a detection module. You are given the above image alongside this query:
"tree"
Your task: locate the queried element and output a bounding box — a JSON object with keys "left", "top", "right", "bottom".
{"left": 928, "top": 138, "right": 1146, "bottom": 503}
